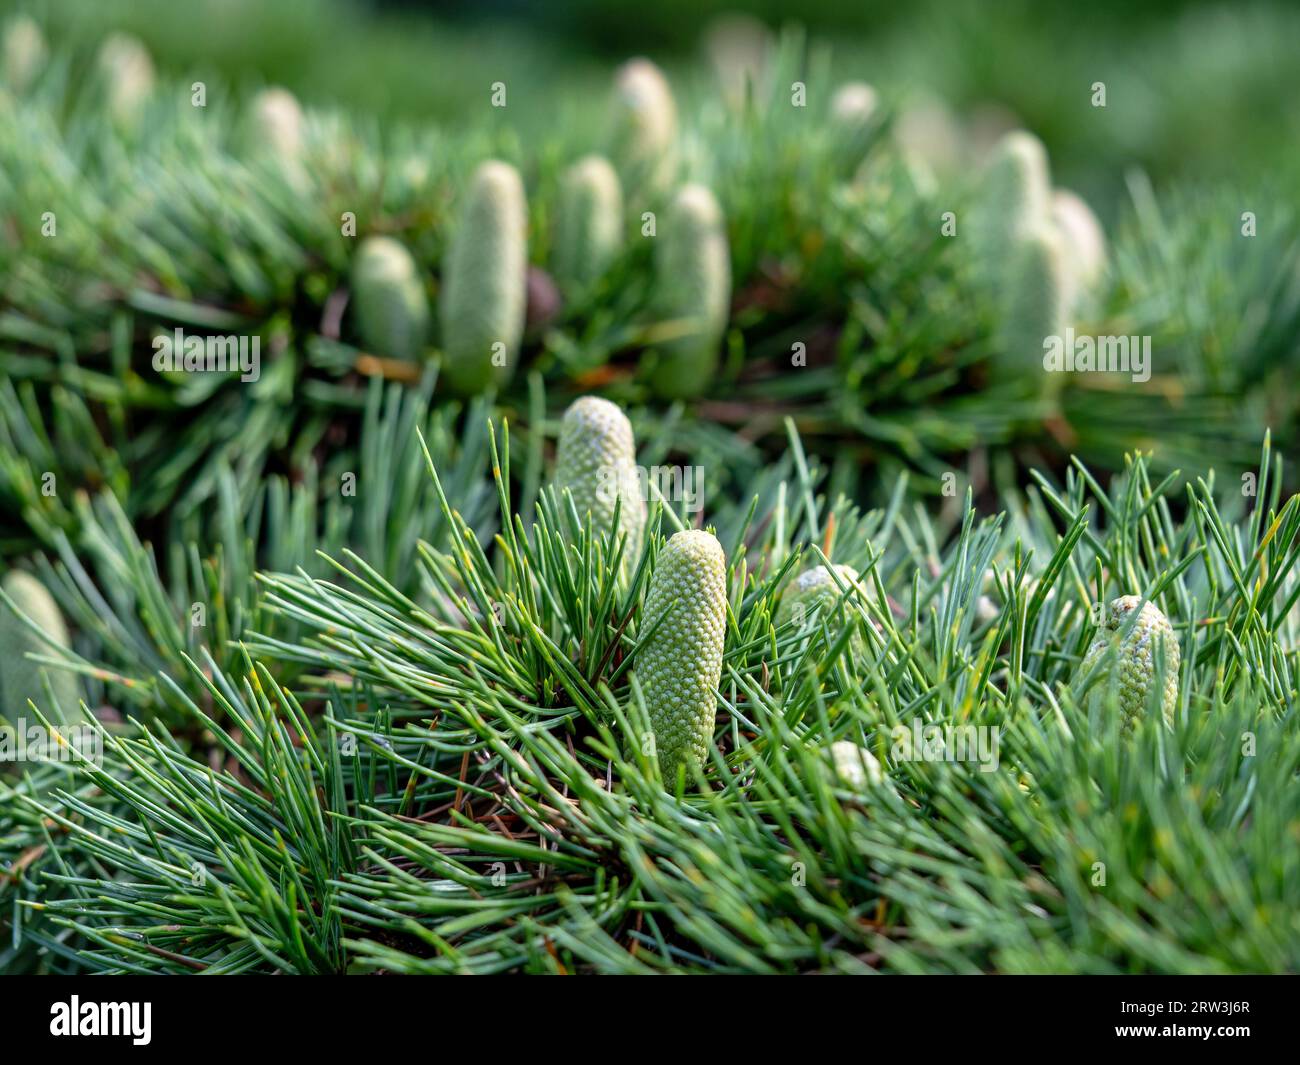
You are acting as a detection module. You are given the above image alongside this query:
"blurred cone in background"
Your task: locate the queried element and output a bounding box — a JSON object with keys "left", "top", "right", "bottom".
{"left": 974, "top": 130, "right": 1053, "bottom": 270}
{"left": 607, "top": 57, "right": 678, "bottom": 206}
{"left": 552, "top": 154, "right": 624, "bottom": 297}
{"left": 97, "top": 32, "right": 154, "bottom": 125}
{"left": 829, "top": 80, "right": 880, "bottom": 172}
{"left": 2, "top": 14, "right": 46, "bottom": 93}
{"left": 1052, "top": 188, "right": 1108, "bottom": 312}
{"left": 703, "top": 12, "right": 773, "bottom": 110}
{"left": 0, "top": 570, "right": 79, "bottom": 726}
{"left": 648, "top": 183, "right": 732, "bottom": 399}
{"left": 251, "top": 86, "right": 306, "bottom": 164}
{"left": 350, "top": 236, "right": 430, "bottom": 363}
{"left": 996, "top": 221, "right": 1069, "bottom": 387}
{"left": 440, "top": 159, "right": 529, "bottom": 394}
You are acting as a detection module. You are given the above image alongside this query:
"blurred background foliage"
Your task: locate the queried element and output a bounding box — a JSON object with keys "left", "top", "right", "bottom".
{"left": 11, "top": 0, "right": 1299, "bottom": 216}
{"left": 1, "top": 0, "right": 1297, "bottom": 536}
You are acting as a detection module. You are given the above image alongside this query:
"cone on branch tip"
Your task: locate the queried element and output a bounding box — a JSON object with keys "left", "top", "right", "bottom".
{"left": 2, "top": 15, "right": 46, "bottom": 92}
{"left": 554, "top": 396, "right": 646, "bottom": 562}
{"left": 638, "top": 530, "right": 727, "bottom": 783}
{"left": 996, "top": 222, "right": 1068, "bottom": 383}
{"left": 608, "top": 58, "right": 678, "bottom": 203}
{"left": 975, "top": 130, "right": 1052, "bottom": 271}
{"left": 97, "top": 33, "right": 154, "bottom": 124}
{"left": 1078, "top": 595, "right": 1181, "bottom": 730}
{"left": 440, "top": 159, "right": 528, "bottom": 394}
{"left": 1, "top": 570, "right": 79, "bottom": 725}
{"left": 1052, "top": 187, "right": 1107, "bottom": 311}
{"left": 350, "top": 236, "right": 430, "bottom": 362}
{"left": 648, "top": 183, "right": 731, "bottom": 400}
{"left": 251, "top": 86, "right": 305, "bottom": 163}
{"left": 552, "top": 155, "right": 623, "bottom": 295}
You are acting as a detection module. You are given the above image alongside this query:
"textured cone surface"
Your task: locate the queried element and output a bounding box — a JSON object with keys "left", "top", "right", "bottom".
{"left": 650, "top": 184, "right": 731, "bottom": 399}
{"left": 640, "top": 530, "right": 727, "bottom": 780}
{"left": 351, "top": 237, "right": 430, "bottom": 361}
{"left": 830, "top": 741, "right": 883, "bottom": 790}
{"left": 252, "top": 86, "right": 305, "bottom": 161}
{"left": 608, "top": 58, "right": 677, "bottom": 202}
{"left": 777, "top": 564, "right": 867, "bottom": 627}
{"left": 554, "top": 396, "right": 646, "bottom": 560}
{"left": 1, "top": 571, "right": 78, "bottom": 724}
{"left": 997, "top": 222, "right": 1068, "bottom": 376}
{"left": 552, "top": 155, "right": 623, "bottom": 293}
{"left": 3, "top": 15, "right": 46, "bottom": 92}
{"left": 1079, "top": 596, "right": 1180, "bottom": 730}
{"left": 778, "top": 564, "right": 871, "bottom": 660}
{"left": 440, "top": 160, "right": 528, "bottom": 394}
{"left": 1052, "top": 188, "right": 1107, "bottom": 310}
{"left": 976, "top": 130, "right": 1052, "bottom": 272}
{"left": 97, "top": 33, "right": 154, "bottom": 124}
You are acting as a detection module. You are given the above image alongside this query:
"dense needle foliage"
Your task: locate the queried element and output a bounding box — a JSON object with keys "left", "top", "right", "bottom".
{"left": 1, "top": 1, "right": 1298, "bottom": 974}
{"left": 3, "top": 419, "right": 1297, "bottom": 973}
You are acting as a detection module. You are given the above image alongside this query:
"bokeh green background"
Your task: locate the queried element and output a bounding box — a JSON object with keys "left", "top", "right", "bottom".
{"left": 11, "top": 0, "right": 1300, "bottom": 217}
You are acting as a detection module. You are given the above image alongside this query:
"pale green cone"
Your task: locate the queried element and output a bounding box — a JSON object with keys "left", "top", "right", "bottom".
{"left": 829, "top": 740, "right": 884, "bottom": 790}
{"left": 829, "top": 81, "right": 879, "bottom": 171}
{"left": 996, "top": 222, "right": 1068, "bottom": 381}
{"left": 351, "top": 237, "right": 430, "bottom": 361}
{"left": 1078, "top": 596, "right": 1180, "bottom": 730}
{"left": 830, "top": 81, "right": 878, "bottom": 127}
{"left": 975, "top": 130, "right": 1052, "bottom": 274}
{"left": 554, "top": 396, "right": 646, "bottom": 562}
{"left": 440, "top": 160, "right": 528, "bottom": 394}
{"left": 552, "top": 155, "right": 623, "bottom": 295}
{"left": 649, "top": 183, "right": 731, "bottom": 399}
{"left": 639, "top": 530, "right": 727, "bottom": 781}
{"left": 251, "top": 86, "right": 305, "bottom": 163}
{"left": 1051, "top": 188, "right": 1107, "bottom": 312}
{"left": 97, "top": 33, "right": 154, "bottom": 125}
{"left": 703, "top": 14, "right": 771, "bottom": 111}
{"left": 2, "top": 15, "right": 46, "bottom": 92}
{"left": 777, "top": 563, "right": 872, "bottom": 657}
{"left": 1, "top": 571, "right": 79, "bottom": 725}
{"left": 607, "top": 58, "right": 677, "bottom": 204}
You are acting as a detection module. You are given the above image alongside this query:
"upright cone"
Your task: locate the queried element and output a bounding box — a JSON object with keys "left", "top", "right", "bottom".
{"left": 440, "top": 160, "right": 528, "bottom": 394}
{"left": 975, "top": 130, "right": 1052, "bottom": 272}
{"left": 778, "top": 564, "right": 871, "bottom": 657}
{"left": 607, "top": 58, "right": 677, "bottom": 203}
{"left": 639, "top": 530, "right": 727, "bottom": 782}
{"left": 830, "top": 741, "right": 884, "bottom": 790}
{"left": 554, "top": 396, "right": 646, "bottom": 562}
{"left": 351, "top": 237, "right": 430, "bottom": 361}
{"left": 1, "top": 570, "right": 79, "bottom": 724}
{"left": 97, "top": 33, "right": 154, "bottom": 125}
{"left": 552, "top": 155, "right": 623, "bottom": 295}
{"left": 996, "top": 222, "right": 1068, "bottom": 377}
{"left": 1052, "top": 188, "right": 1107, "bottom": 312}
{"left": 1079, "top": 596, "right": 1180, "bottom": 731}
{"left": 251, "top": 86, "right": 305, "bottom": 163}
{"left": 649, "top": 184, "right": 731, "bottom": 399}
{"left": 2, "top": 15, "right": 46, "bottom": 92}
